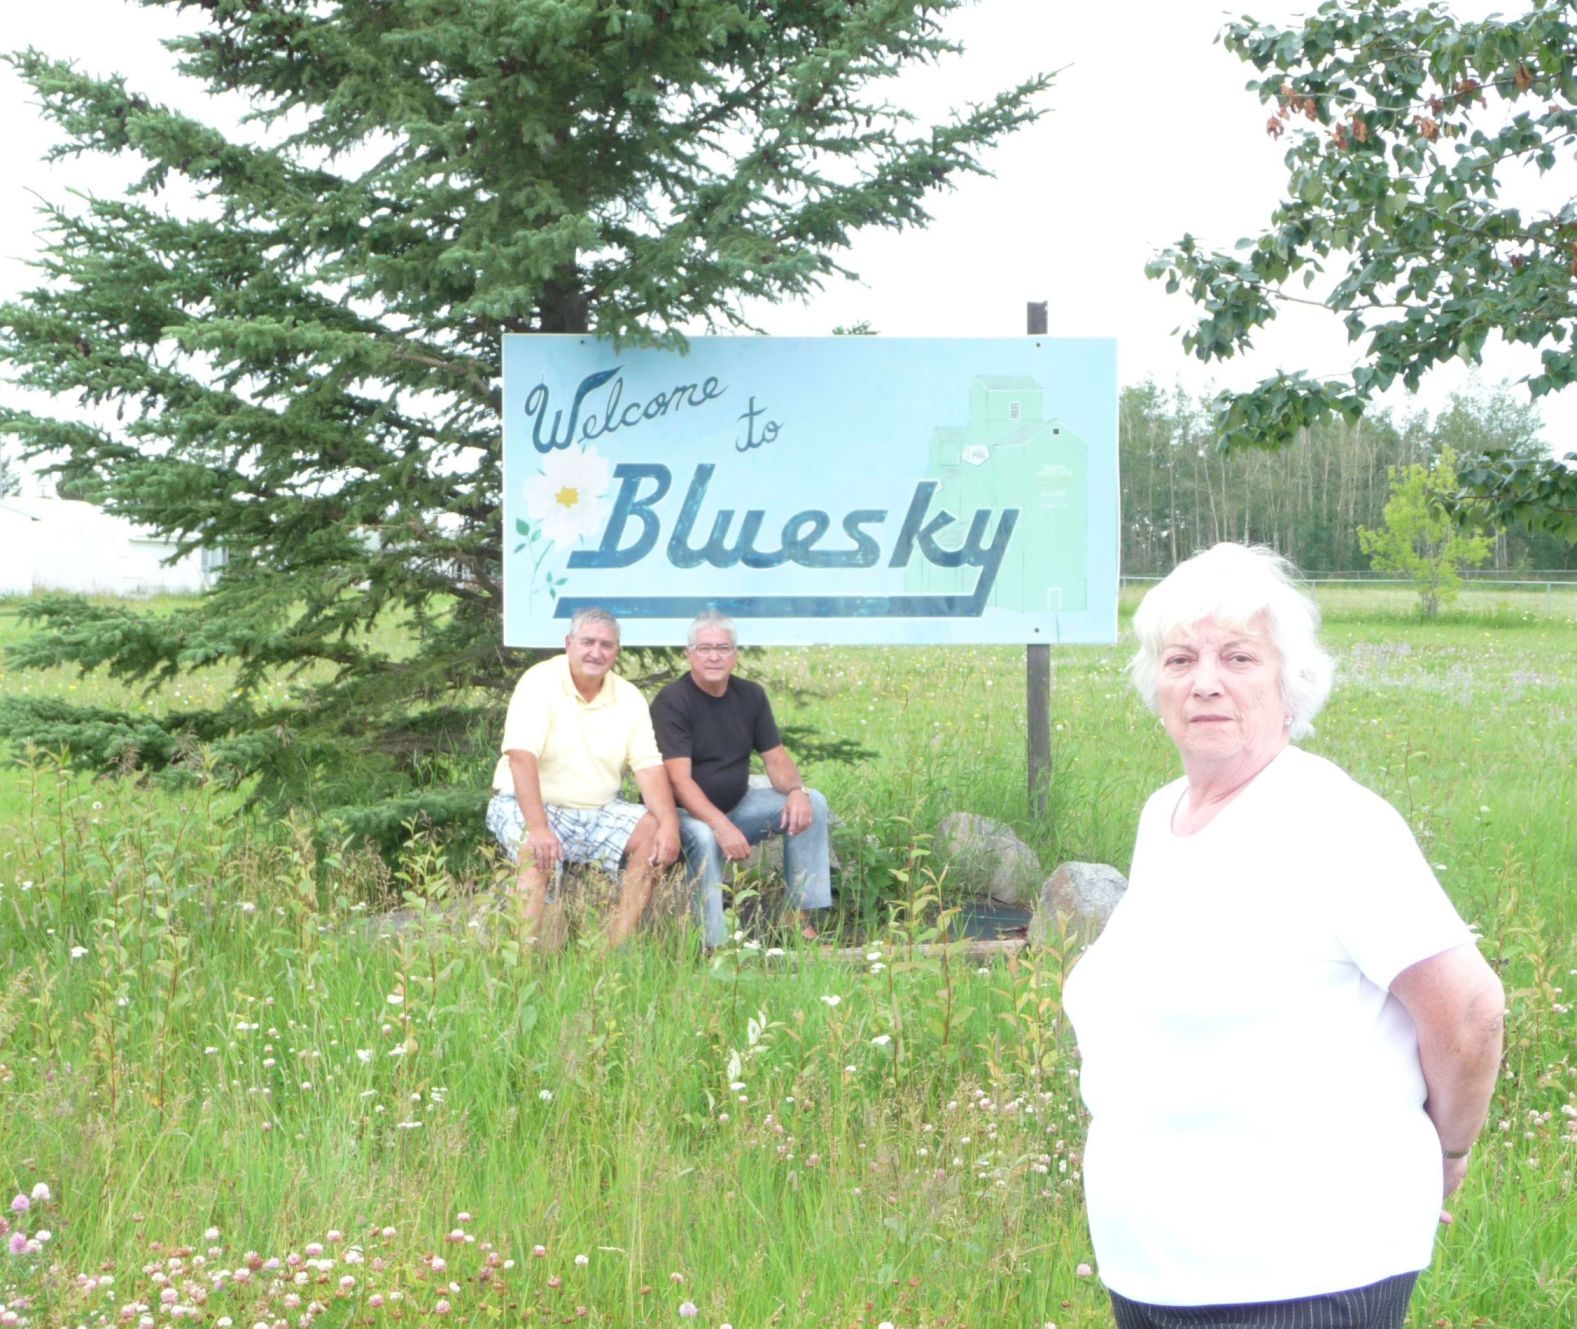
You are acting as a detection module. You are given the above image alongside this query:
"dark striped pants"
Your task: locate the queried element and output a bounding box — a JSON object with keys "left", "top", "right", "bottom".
{"left": 1109, "top": 1272, "right": 1418, "bottom": 1329}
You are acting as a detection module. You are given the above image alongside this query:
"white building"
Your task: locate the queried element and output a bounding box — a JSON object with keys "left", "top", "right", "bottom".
{"left": 0, "top": 497, "right": 221, "bottom": 596}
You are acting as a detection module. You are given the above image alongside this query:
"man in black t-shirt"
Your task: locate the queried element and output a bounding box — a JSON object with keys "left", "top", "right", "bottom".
{"left": 650, "top": 611, "right": 832, "bottom": 947}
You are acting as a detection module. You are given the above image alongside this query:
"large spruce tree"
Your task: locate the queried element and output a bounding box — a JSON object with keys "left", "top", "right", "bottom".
{"left": 0, "top": 1, "right": 1048, "bottom": 843}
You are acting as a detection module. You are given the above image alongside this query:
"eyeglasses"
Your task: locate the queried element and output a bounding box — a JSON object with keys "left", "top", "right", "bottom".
{"left": 690, "top": 644, "right": 736, "bottom": 657}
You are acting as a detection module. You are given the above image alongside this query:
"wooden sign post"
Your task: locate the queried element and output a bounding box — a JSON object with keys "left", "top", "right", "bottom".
{"left": 1025, "top": 301, "right": 1052, "bottom": 818}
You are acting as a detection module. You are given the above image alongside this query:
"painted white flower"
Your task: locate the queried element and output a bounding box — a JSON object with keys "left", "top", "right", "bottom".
{"left": 525, "top": 445, "right": 611, "bottom": 546}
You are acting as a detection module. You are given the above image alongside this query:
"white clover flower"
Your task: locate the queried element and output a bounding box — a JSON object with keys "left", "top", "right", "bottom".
{"left": 871, "top": 1034, "right": 892, "bottom": 1047}
{"left": 819, "top": 995, "right": 841, "bottom": 1007}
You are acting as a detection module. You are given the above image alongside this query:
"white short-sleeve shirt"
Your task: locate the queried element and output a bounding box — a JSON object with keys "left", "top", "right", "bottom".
{"left": 1062, "top": 745, "right": 1473, "bottom": 1306}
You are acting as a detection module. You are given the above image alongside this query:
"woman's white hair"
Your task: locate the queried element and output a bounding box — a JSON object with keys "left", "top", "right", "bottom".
{"left": 1128, "top": 543, "right": 1335, "bottom": 740}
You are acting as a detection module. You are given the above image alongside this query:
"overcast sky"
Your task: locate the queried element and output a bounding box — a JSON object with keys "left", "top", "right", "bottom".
{"left": 2, "top": 0, "right": 1571, "bottom": 494}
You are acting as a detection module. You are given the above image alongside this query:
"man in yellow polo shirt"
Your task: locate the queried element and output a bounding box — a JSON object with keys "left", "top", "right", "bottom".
{"left": 486, "top": 607, "right": 680, "bottom": 945}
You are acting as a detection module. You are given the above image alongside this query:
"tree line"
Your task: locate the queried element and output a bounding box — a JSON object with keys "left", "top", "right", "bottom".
{"left": 1117, "top": 381, "right": 1574, "bottom": 577}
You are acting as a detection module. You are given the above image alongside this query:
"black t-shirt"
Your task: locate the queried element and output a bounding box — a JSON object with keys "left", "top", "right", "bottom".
{"left": 650, "top": 674, "right": 782, "bottom": 814}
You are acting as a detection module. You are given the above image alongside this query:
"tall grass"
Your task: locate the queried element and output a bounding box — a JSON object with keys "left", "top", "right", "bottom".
{"left": 0, "top": 589, "right": 1572, "bottom": 1327}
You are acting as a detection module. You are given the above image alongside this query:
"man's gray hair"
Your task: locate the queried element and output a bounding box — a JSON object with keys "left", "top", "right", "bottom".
{"left": 687, "top": 609, "right": 737, "bottom": 649}
{"left": 1128, "top": 543, "right": 1334, "bottom": 740}
{"left": 568, "top": 606, "right": 620, "bottom": 640}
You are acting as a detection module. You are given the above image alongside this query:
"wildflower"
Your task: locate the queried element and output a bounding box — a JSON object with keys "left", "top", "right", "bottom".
{"left": 367, "top": 1295, "right": 384, "bottom": 1309}
{"left": 547, "top": 1275, "right": 562, "bottom": 1289}
{"left": 8, "top": 1196, "right": 27, "bottom": 1213}
{"left": 456, "top": 1213, "right": 471, "bottom": 1224}
{"left": 574, "top": 1254, "right": 589, "bottom": 1267}
{"left": 239, "top": 902, "right": 257, "bottom": 914}
{"left": 525, "top": 445, "right": 612, "bottom": 546}
{"left": 70, "top": 946, "right": 88, "bottom": 959}
{"left": 434, "top": 1299, "right": 451, "bottom": 1315}
{"left": 356, "top": 1050, "right": 373, "bottom": 1064}
{"left": 1075, "top": 1263, "right": 1093, "bottom": 1278}
{"left": 533, "top": 1245, "right": 547, "bottom": 1257}
{"left": 29, "top": 1184, "right": 49, "bottom": 1203}
{"left": 670, "top": 1272, "right": 685, "bottom": 1284}
{"left": 8, "top": 1232, "right": 28, "bottom": 1254}
{"left": 539, "top": 1089, "right": 554, "bottom": 1102}
{"left": 819, "top": 995, "right": 841, "bottom": 1007}
{"left": 871, "top": 1034, "right": 892, "bottom": 1047}
{"left": 678, "top": 1302, "right": 698, "bottom": 1319}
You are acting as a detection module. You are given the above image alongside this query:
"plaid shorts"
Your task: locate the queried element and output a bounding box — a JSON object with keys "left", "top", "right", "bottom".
{"left": 486, "top": 792, "right": 647, "bottom": 889}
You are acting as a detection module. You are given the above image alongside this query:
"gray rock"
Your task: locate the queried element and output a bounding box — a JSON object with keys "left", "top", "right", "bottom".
{"left": 935, "top": 812, "right": 1041, "bottom": 906}
{"left": 1028, "top": 861, "right": 1128, "bottom": 947}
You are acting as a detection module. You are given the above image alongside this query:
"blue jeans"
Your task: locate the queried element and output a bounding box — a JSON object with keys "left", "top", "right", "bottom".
{"left": 678, "top": 786, "right": 832, "bottom": 945}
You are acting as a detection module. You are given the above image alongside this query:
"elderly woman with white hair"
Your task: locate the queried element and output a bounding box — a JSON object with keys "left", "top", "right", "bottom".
{"left": 1063, "top": 543, "right": 1505, "bottom": 1329}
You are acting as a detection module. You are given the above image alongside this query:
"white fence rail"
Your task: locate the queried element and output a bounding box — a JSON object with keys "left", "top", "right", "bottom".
{"left": 1119, "top": 574, "right": 1577, "bottom": 615}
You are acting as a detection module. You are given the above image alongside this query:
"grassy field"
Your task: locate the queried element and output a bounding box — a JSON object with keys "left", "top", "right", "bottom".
{"left": 0, "top": 586, "right": 1572, "bottom": 1328}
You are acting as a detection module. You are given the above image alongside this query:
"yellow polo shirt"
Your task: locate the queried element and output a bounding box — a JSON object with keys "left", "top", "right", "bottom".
{"left": 491, "top": 655, "right": 663, "bottom": 808}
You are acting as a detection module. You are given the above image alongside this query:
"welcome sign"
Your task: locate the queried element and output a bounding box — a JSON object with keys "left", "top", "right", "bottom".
{"left": 501, "top": 337, "right": 1117, "bottom": 646}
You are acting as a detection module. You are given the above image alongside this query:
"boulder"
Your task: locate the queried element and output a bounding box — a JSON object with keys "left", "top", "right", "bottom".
{"left": 1028, "top": 861, "right": 1128, "bottom": 947}
{"left": 934, "top": 812, "right": 1041, "bottom": 906}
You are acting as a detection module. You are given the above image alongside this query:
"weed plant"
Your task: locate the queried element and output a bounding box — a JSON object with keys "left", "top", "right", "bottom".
{"left": 0, "top": 589, "right": 1572, "bottom": 1327}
